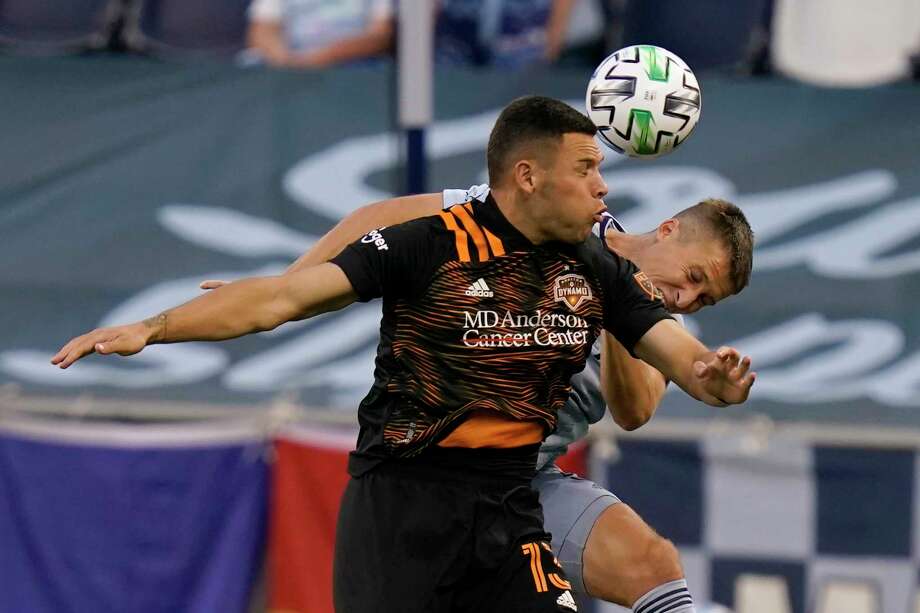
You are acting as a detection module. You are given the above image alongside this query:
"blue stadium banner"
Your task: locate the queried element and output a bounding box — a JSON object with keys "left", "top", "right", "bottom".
{"left": 0, "top": 56, "right": 919, "bottom": 430}
{"left": 0, "top": 414, "right": 269, "bottom": 613}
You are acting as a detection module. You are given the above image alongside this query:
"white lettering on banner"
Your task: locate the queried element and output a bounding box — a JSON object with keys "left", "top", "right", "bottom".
{"left": 756, "top": 196, "right": 920, "bottom": 278}
{"left": 284, "top": 104, "right": 913, "bottom": 279}
{"left": 719, "top": 314, "right": 910, "bottom": 405}
{"left": 158, "top": 205, "right": 316, "bottom": 257}
{"left": 222, "top": 303, "right": 382, "bottom": 392}
{"left": 3, "top": 106, "right": 920, "bottom": 407}
{"left": 283, "top": 108, "right": 503, "bottom": 219}
{"left": 0, "top": 270, "right": 263, "bottom": 387}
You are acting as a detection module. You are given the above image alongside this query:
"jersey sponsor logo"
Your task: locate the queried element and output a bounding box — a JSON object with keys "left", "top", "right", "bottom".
{"left": 554, "top": 274, "right": 593, "bottom": 311}
{"left": 556, "top": 590, "right": 578, "bottom": 611}
{"left": 360, "top": 227, "right": 389, "bottom": 251}
{"left": 464, "top": 278, "right": 494, "bottom": 297}
{"left": 633, "top": 271, "right": 663, "bottom": 301}
{"left": 461, "top": 309, "right": 592, "bottom": 348}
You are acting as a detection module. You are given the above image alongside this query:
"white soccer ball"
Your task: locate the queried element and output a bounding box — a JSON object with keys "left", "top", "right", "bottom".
{"left": 585, "top": 45, "right": 702, "bottom": 158}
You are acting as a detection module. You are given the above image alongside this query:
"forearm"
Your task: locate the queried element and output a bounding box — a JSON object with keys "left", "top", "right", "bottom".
{"left": 286, "top": 193, "right": 442, "bottom": 273}
{"left": 634, "top": 320, "right": 717, "bottom": 404}
{"left": 247, "top": 21, "right": 290, "bottom": 63}
{"left": 599, "top": 333, "right": 666, "bottom": 430}
{"left": 54, "top": 264, "right": 357, "bottom": 369}
{"left": 153, "top": 264, "right": 355, "bottom": 343}
{"left": 544, "top": 0, "right": 575, "bottom": 60}
{"left": 146, "top": 277, "right": 294, "bottom": 344}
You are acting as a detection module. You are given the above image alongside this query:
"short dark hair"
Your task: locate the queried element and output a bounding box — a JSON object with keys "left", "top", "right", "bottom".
{"left": 675, "top": 198, "right": 754, "bottom": 294}
{"left": 487, "top": 96, "right": 597, "bottom": 185}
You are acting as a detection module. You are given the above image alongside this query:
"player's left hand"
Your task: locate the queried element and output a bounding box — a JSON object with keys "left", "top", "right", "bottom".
{"left": 51, "top": 322, "right": 151, "bottom": 369}
{"left": 691, "top": 346, "right": 755, "bottom": 407}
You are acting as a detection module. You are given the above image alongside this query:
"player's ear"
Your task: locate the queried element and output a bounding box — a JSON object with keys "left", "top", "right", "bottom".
{"left": 512, "top": 159, "right": 538, "bottom": 194}
{"left": 656, "top": 218, "right": 679, "bottom": 241}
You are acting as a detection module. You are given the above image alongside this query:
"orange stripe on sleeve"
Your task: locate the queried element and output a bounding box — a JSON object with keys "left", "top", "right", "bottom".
{"left": 482, "top": 228, "right": 505, "bottom": 257}
{"left": 450, "top": 205, "right": 490, "bottom": 261}
{"left": 522, "top": 543, "right": 548, "bottom": 592}
{"left": 438, "top": 211, "right": 471, "bottom": 262}
{"left": 548, "top": 573, "right": 572, "bottom": 591}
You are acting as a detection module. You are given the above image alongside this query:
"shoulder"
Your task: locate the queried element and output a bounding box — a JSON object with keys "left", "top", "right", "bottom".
{"left": 577, "top": 234, "right": 627, "bottom": 272}
{"left": 370, "top": 212, "right": 471, "bottom": 252}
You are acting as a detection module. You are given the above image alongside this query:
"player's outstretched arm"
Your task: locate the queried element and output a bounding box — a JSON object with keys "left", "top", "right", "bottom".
{"left": 52, "top": 263, "right": 357, "bottom": 369}
{"left": 633, "top": 319, "right": 755, "bottom": 407}
{"left": 599, "top": 332, "right": 667, "bottom": 430}
{"left": 199, "top": 193, "right": 443, "bottom": 291}
{"left": 287, "top": 193, "right": 442, "bottom": 273}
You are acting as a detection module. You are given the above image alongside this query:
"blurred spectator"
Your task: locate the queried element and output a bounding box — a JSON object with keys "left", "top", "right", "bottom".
{"left": 246, "top": 0, "right": 393, "bottom": 68}
{"left": 434, "top": 0, "right": 575, "bottom": 68}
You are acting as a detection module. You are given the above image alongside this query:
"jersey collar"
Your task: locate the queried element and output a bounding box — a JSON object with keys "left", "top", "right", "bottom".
{"left": 470, "top": 192, "right": 535, "bottom": 249}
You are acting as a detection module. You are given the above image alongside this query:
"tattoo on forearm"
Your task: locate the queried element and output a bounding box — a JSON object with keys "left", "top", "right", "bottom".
{"left": 143, "top": 313, "right": 168, "bottom": 343}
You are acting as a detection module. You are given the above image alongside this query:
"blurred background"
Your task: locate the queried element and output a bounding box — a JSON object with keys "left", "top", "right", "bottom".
{"left": 0, "top": 1, "right": 919, "bottom": 612}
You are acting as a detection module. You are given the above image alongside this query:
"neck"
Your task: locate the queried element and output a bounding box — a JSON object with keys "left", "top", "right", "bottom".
{"left": 490, "top": 186, "right": 548, "bottom": 244}
{"left": 605, "top": 231, "right": 654, "bottom": 266}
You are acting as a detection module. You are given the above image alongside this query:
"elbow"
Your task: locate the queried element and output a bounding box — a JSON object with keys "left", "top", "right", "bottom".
{"left": 613, "top": 413, "right": 651, "bottom": 432}
{"left": 611, "top": 404, "right": 655, "bottom": 431}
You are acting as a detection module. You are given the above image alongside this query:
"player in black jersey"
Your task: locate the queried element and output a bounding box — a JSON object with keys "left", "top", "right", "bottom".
{"left": 53, "top": 96, "right": 755, "bottom": 612}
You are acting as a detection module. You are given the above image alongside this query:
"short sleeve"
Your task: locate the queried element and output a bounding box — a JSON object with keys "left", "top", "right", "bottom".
{"left": 248, "top": 0, "right": 281, "bottom": 21}
{"left": 330, "top": 218, "right": 445, "bottom": 303}
{"left": 442, "top": 184, "right": 490, "bottom": 209}
{"left": 581, "top": 238, "right": 673, "bottom": 355}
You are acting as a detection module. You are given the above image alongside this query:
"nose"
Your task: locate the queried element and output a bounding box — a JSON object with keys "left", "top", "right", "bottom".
{"left": 595, "top": 177, "right": 608, "bottom": 200}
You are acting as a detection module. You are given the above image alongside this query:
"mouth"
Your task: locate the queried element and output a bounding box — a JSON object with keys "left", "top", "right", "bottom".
{"left": 661, "top": 290, "right": 676, "bottom": 312}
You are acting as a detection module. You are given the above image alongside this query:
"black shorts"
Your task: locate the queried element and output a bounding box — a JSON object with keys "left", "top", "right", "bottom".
{"left": 333, "top": 449, "right": 578, "bottom": 613}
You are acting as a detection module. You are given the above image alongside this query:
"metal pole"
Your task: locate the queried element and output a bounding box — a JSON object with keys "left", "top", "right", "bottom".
{"left": 397, "top": 0, "right": 433, "bottom": 194}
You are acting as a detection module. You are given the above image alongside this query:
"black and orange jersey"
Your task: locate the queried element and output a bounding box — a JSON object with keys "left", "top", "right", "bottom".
{"left": 331, "top": 194, "right": 671, "bottom": 476}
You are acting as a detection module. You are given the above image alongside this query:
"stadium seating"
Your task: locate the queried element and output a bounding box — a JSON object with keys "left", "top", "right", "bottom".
{"left": 620, "top": 0, "right": 771, "bottom": 71}
{"left": 122, "top": 0, "right": 251, "bottom": 59}
{"left": 0, "top": 0, "right": 119, "bottom": 54}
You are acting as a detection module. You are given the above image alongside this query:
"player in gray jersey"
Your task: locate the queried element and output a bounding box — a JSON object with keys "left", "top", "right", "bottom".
{"left": 201, "top": 184, "right": 753, "bottom": 613}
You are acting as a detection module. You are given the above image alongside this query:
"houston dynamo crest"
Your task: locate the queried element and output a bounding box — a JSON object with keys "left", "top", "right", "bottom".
{"left": 554, "top": 274, "right": 593, "bottom": 311}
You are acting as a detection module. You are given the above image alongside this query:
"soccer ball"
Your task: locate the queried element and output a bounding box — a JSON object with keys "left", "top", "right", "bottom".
{"left": 585, "top": 45, "right": 701, "bottom": 158}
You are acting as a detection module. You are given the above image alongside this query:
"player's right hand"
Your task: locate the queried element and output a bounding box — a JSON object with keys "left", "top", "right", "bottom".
{"left": 692, "top": 346, "right": 755, "bottom": 407}
{"left": 199, "top": 279, "right": 228, "bottom": 290}
{"left": 50, "top": 323, "right": 150, "bottom": 369}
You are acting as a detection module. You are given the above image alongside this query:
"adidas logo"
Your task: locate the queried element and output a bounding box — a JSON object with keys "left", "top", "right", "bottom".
{"left": 464, "top": 278, "right": 494, "bottom": 298}
{"left": 556, "top": 590, "right": 577, "bottom": 611}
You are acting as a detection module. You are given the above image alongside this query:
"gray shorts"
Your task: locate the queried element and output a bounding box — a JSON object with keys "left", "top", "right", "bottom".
{"left": 531, "top": 464, "right": 621, "bottom": 596}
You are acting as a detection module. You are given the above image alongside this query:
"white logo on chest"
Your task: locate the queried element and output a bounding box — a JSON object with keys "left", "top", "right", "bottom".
{"left": 464, "top": 278, "right": 493, "bottom": 297}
